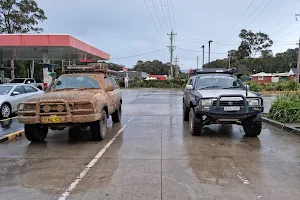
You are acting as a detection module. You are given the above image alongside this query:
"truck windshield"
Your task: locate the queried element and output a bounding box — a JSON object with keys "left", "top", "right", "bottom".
{"left": 195, "top": 74, "right": 242, "bottom": 90}
{"left": 53, "top": 75, "right": 100, "bottom": 91}
{"left": 9, "top": 79, "right": 25, "bottom": 83}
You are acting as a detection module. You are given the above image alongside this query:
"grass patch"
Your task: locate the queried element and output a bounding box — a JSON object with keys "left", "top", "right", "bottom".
{"left": 268, "top": 92, "right": 300, "bottom": 123}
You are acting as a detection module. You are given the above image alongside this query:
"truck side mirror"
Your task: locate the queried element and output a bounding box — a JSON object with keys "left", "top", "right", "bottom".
{"left": 105, "top": 85, "right": 114, "bottom": 92}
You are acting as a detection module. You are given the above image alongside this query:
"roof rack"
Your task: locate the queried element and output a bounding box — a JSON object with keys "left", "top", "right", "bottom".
{"left": 63, "top": 63, "right": 119, "bottom": 75}
{"left": 191, "top": 68, "right": 236, "bottom": 75}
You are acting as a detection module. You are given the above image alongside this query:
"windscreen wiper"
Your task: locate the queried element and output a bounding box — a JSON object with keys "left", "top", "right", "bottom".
{"left": 198, "top": 86, "right": 220, "bottom": 90}
{"left": 222, "top": 86, "right": 241, "bottom": 89}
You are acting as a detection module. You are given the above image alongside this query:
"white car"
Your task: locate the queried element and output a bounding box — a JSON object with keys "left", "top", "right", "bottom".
{"left": 0, "top": 84, "right": 44, "bottom": 118}
{"left": 8, "top": 78, "right": 44, "bottom": 90}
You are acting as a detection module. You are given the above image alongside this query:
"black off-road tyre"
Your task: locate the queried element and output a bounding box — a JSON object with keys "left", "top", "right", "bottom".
{"left": 189, "top": 108, "right": 203, "bottom": 136}
{"left": 90, "top": 110, "right": 107, "bottom": 141}
{"left": 242, "top": 114, "right": 262, "bottom": 137}
{"left": 68, "top": 126, "right": 77, "bottom": 140}
{"left": 25, "top": 124, "right": 48, "bottom": 142}
{"left": 112, "top": 105, "right": 121, "bottom": 123}
{"left": 183, "top": 103, "right": 189, "bottom": 121}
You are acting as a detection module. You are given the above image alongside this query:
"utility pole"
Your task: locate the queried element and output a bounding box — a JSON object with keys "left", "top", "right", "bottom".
{"left": 208, "top": 40, "right": 213, "bottom": 63}
{"left": 201, "top": 45, "right": 205, "bottom": 68}
{"left": 297, "top": 37, "right": 300, "bottom": 83}
{"left": 174, "top": 56, "right": 179, "bottom": 78}
{"left": 197, "top": 56, "right": 199, "bottom": 69}
{"left": 167, "top": 30, "right": 177, "bottom": 78}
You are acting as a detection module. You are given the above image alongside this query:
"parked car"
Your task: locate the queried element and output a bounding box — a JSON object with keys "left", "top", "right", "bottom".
{"left": 18, "top": 63, "right": 122, "bottom": 142}
{"left": 183, "top": 68, "right": 264, "bottom": 137}
{"left": 8, "top": 78, "right": 44, "bottom": 90}
{"left": 0, "top": 84, "right": 44, "bottom": 118}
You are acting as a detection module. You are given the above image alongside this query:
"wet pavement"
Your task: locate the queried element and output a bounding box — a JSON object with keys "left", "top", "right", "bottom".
{"left": 0, "top": 117, "right": 23, "bottom": 138}
{"left": 1, "top": 88, "right": 300, "bottom": 200}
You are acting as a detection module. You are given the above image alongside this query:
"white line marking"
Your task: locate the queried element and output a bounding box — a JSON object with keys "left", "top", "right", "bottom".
{"left": 58, "top": 124, "right": 127, "bottom": 200}
{"left": 127, "top": 116, "right": 133, "bottom": 122}
{"left": 229, "top": 163, "right": 262, "bottom": 199}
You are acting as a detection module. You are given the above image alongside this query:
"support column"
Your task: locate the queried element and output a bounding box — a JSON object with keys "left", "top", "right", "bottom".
{"left": 42, "top": 52, "right": 51, "bottom": 87}
{"left": 62, "top": 60, "right": 65, "bottom": 74}
{"left": 0, "top": 58, "right": 4, "bottom": 84}
{"left": 10, "top": 59, "right": 14, "bottom": 79}
{"left": 72, "top": 58, "right": 76, "bottom": 66}
{"left": 30, "top": 60, "right": 35, "bottom": 78}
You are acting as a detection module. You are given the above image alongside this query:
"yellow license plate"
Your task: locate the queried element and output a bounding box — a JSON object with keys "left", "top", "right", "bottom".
{"left": 42, "top": 115, "right": 61, "bottom": 123}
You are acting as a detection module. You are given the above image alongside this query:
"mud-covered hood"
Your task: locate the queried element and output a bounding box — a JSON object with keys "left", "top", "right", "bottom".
{"left": 25, "top": 89, "right": 104, "bottom": 103}
{"left": 197, "top": 89, "right": 257, "bottom": 98}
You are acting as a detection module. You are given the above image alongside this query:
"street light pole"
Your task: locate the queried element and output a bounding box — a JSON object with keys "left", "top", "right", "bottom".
{"left": 197, "top": 56, "right": 199, "bottom": 69}
{"left": 208, "top": 40, "right": 213, "bottom": 63}
{"left": 201, "top": 45, "right": 205, "bottom": 68}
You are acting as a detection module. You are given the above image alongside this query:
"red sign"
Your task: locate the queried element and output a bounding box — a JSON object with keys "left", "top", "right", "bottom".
{"left": 79, "top": 59, "right": 94, "bottom": 63}
{"left": 123, "top": 67, "right": 128, "bottom": 72}
{"left": 189, "top": 68, "right": 193, "bottom": 74}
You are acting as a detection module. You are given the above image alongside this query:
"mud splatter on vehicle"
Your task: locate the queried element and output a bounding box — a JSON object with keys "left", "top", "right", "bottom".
{"left": 18, "top": 63, "right": 122, "bottom": 142}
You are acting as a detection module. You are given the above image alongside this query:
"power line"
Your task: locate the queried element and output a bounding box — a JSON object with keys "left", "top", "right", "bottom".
{"left": 270, "top": 20, "right": 298, "bottom": 37}
{"left": 159, "top": 0, "right": 170, "bottom": 31}
{"left": 177, "top": 48, "right": 227, "bottom": 55}
{"left": 143, "top": 0, "right": 167, "bottom": 44}
{"left": 165, "top": 0, "right": 173, "bottom": 30}
{"left": 274, "top": 26, "right": 300, "bottom": 41}
{"left": 247, "top": 0, "right": 275, "bottom": 27}
{"left": 110, "top": 48, "right": 168, "bottom": 60}
{"left": 229, "top": 0, "right": 268, "bottom": 41}
{"left": 221, "top": 0, "right": 255, "bottom": 42}
{"left": 170, "top": 0, "right": 177, "bottom": 32}
{"left": 152, "top": 0, "right": 168, "bottom": 35}
{"left": 176, "top": 38, "right": 296, "bottom": 46}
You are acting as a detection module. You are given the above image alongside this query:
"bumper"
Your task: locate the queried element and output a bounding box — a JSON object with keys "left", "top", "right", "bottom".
{"left": 195, "top": 95, "right": 264, "bottom": 120}
{"left": 18, "top": 113, "right": 101, "bottom": 124}
{"left": 17, "top": 100, "right": 99, "bottom": 125}
{"left": 195, "top": 108, "right": 262, "bottom": 119}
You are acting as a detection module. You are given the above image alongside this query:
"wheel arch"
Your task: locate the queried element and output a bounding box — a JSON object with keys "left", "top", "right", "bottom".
{"left": 102, "top": 104, "right": 109, "bottom": 118}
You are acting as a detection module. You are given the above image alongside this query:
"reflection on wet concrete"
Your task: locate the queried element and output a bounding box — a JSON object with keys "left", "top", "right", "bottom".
{"left": 0, "top": 118, "right": 23, "bottom": 138}
{"left": 1, "top": 89, "right": 300, "bottom": 200}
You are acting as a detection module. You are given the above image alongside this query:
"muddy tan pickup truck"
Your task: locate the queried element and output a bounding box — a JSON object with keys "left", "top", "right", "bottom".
{"left": 18, "top": 64, "right": 122, "bottom": 142}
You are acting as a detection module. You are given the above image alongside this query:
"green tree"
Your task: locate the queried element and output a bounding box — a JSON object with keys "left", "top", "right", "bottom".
{"left": 0, "top": 0, "right": 47, "bottom": 33}
{"left": 1, "top": 0, "right": 47, "bottom": 79}
{"left": 261, "top": 50, "right": 273, "bottom": 58}
{"left": 238, "top": 29, "right": 273, "bottom": 58}
{"left": 133, "top": 60, "right": 171, "bottom": 75}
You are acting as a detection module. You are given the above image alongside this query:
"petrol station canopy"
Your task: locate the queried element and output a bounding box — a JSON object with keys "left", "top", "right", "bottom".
{"left": 0, "top": 34, "right": 110, "bottom": 61}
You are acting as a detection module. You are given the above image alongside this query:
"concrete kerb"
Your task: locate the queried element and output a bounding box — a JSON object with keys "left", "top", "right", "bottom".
{"left": 0, "top": 130, "right": 25, "bottom": 143}
{"left": 262, "top": 117, "right": 300, "bottom": 136}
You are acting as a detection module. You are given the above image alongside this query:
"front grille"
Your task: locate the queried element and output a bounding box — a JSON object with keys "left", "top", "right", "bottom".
{"left": 39, "top": 103, "right": 68, "bottom": 114}
{"left": 213, "top": 100, "right": 245, "bottom": 106}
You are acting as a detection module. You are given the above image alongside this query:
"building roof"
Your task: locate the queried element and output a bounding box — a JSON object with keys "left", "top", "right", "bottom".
{"left": 251, "top": 72, "right": 274, "bottom": 77}
{"left": 289, "top": 68, "right": 299, "bottom": 75}
{"left": 0, "top": 34, "right": 110, "bottom": 61}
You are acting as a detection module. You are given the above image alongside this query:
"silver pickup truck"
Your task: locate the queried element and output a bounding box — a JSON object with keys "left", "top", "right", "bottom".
{"left": 8, "top": 78, "right": 44, "bottom": 90}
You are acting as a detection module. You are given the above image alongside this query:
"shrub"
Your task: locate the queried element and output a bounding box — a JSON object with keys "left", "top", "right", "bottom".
{"left": 265, "top": 82, "right": 277, "bottom": 91}
{"left": 269, "top": 92, "right": 300, "bottom": 123}
{"left": 285, "top": 80, "right": 298, "bottom": 91}
{"left": 247, "top": 81, "right": 263, "bottom": 92}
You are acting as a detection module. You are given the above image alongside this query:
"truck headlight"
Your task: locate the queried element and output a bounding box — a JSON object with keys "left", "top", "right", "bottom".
{"left": 248, "top": 99, "right": 260, "bottom": 106}
{"left": 200, "top": 99, "right": 213, "bottom": 106}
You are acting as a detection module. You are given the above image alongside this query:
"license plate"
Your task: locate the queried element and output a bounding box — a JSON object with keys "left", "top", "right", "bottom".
{"left": 42, "top": 115, "right": 61, "bottom": 123}
{"left": 224, "top": 106, "right": 240, "bottom": 111}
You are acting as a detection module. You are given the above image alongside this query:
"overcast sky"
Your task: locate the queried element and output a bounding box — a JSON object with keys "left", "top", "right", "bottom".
{"left": 36, "top": 0, "right": 300, "bottom": 70}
